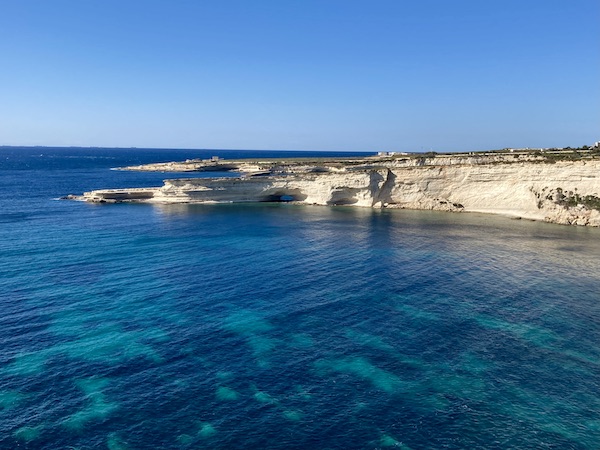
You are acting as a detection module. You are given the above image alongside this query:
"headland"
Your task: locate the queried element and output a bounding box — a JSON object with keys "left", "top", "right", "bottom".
{"left": 70, "top": 146, "right": 600, "bottom": 227}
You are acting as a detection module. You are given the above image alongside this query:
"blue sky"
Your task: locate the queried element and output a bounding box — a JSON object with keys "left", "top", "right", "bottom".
{"left": 1, "top": 0, "right": 598, "bottom": 151}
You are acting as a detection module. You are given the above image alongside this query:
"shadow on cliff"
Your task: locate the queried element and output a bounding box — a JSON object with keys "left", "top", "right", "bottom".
{"left": 370, "top": 170, "right": 396, "bottom": 206}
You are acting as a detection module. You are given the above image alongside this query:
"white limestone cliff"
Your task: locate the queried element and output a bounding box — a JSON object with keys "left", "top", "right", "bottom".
{"left": 80, "top": 159, "right": 600, "bottom": 227}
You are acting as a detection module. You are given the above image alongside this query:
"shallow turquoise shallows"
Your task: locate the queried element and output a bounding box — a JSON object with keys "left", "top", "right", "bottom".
{"left": 1, "top": 148, "right": 600, "bottom": 449}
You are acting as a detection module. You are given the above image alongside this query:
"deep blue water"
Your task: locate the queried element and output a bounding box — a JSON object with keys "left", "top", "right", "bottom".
{"left": 1, "top": 147, "right": 600, "bottom": 449}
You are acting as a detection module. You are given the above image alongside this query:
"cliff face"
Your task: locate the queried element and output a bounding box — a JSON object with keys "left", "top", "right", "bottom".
{"left": 81, "top": 160, "right": 600, "bottom": 227}
{"left": 383, "top": 161, "right": 600, "bottom": 226}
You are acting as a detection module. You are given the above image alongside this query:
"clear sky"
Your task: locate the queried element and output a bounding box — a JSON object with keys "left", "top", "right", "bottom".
{"left": 1, "top": 0, "right": 598, "bottom": 152}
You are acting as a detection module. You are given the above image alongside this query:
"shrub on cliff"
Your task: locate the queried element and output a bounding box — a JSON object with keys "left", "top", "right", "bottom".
{"left": 556, "top": 190, "right": 600, "bottom": 211}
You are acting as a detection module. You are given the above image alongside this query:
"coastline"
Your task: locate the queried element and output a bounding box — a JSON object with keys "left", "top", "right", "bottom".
{"left": 70, "top": 151, "right": 600, "bottom": 227}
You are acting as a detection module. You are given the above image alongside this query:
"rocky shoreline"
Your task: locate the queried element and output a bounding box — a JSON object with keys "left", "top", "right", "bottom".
{"left": 70, "top": 151, "right": 600, "bottom": 227}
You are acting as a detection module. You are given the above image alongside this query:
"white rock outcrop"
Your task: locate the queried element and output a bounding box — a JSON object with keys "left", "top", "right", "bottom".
{"left": 80, "top": 159, "right": 600, "bottom": 227}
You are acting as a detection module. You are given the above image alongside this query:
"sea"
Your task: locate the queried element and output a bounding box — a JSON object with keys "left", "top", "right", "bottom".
{"left": 1, "top": 147, "right": 599, "bottom": 449}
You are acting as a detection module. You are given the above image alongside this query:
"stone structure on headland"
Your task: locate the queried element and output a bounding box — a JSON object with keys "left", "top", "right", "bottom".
{"left": 71, "top": 149, "right": 600, "bottom": 227}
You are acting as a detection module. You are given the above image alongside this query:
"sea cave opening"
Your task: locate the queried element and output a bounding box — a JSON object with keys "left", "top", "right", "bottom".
{"left": 260, "top": 190, "right": 307, "bottom": 203}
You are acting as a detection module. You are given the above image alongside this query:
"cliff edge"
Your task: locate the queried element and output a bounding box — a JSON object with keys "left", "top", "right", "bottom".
{"left": 76, "top": 154, "right": 600, "bottom": 227}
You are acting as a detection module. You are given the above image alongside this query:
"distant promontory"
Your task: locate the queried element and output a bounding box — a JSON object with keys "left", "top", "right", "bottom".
{"left": 71, "top": 146, "right": 600, "bottom": 227}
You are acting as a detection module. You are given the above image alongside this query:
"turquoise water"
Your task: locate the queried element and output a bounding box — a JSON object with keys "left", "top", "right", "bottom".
{"left": 1, "top": 148, "right": 600, "bottom": 449}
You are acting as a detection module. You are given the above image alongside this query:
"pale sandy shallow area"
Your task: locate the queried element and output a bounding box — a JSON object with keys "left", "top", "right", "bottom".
{"left": 465, "top": 208, "right": 545, "bottom": 221}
